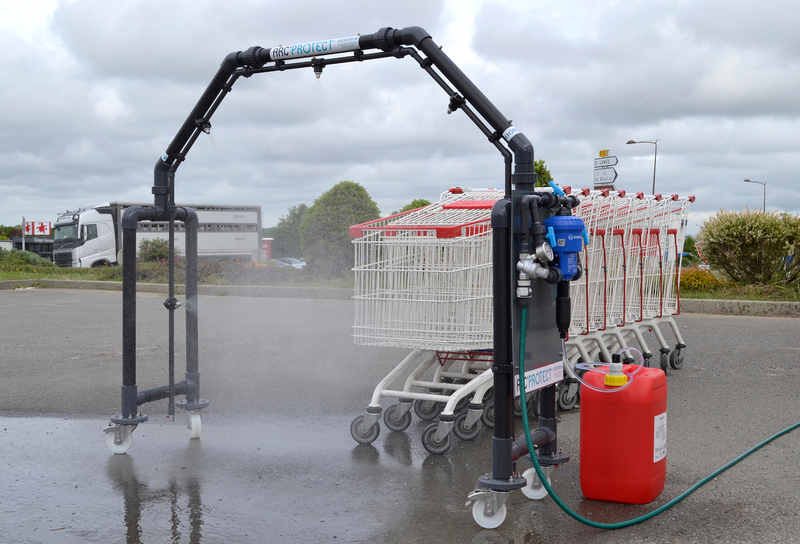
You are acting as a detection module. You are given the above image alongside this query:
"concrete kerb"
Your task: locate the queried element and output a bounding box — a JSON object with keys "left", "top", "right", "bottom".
{"left": 2, "top": 279, "right": 800, "bottom": 315}
{"left": 0, "top": 279, "right": 352, "bottom": 300}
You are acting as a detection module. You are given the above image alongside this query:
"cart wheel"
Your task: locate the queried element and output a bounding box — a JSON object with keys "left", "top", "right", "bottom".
{"left": 383, "top": 405, "right": 412, "bottom": 432}
{"left": 557, "top": 383, "right": 579, "bottom": 411}
{"left": 471, "top": 500, "right": 507, "bottom": 529}
{"left": 455, "top": 396, "right": 469, "bottom": 413}
{"left": 106, "top": 431, "right": 133, "bottom": 455}
{"left": 453, "top": 411, "right": 481, "bottom": 441}
{"left": 421, "top": 423, "right": 451, "bottom": 455}
{"left": 515, "top": 391, "right": 539, "bottom": 420}
{"left": 413, "top": 399, "right": 444, "bottom": 421}
{"left": 669, "top": 348, "right": 685, "bottom": 370}
{"left": 480, "top": 398, "right": 495, "bottom": 428}
{"left": 521, "top": 467, "right": 550, "bottom": 500}
{"left": 350, "top": 415, "right": 380, "bottom": 445}
{"left": 660, "top": 352, "right": 669, "bottom": 372}
{"left": 188, "top": 412, "right": 202, "bottom": 439}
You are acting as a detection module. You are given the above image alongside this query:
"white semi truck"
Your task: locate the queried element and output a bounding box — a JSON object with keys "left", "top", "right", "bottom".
{"left": 52, "top": 202, "right": 262, "bottom": 268}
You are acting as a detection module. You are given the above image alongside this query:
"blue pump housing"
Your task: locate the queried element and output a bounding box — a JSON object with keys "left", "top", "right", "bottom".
{"left": 543, "top": 214, "right": 586, "bottom": 280}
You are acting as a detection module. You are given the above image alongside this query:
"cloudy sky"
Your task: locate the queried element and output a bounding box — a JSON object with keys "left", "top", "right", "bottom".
{"left": 1, "top": 0, "right": 797, "bottom": 235}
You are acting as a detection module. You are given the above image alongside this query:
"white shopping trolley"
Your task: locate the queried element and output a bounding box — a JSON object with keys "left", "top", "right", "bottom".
{"left": 349, "top": 188, "right": 502, "bottom": 453}
{"left": 567, "top": 189, "right": 694, "bottom": 374}
{"left": 349, "top": 186, "right": 694, "bottom": 452}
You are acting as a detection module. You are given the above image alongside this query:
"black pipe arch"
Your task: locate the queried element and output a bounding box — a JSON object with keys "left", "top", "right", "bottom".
{"left": 126, "top": 25, "right": 541, "bottom": 494}
{"left": 152, "top": 25, "right": 536, "bottom": 214}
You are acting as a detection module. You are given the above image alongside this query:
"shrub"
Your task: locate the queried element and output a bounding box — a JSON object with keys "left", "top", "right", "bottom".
{"left": 680, "top": 267, "right": 720, "bottom": 291}
{"left": 138, "top": 238, "right": 171, "bottom": 262}
{"left": 0, "top": 248, "right": 55, "bottom": 269}
{"left": 697, "top": 210, "right": 800, "bottom": 285}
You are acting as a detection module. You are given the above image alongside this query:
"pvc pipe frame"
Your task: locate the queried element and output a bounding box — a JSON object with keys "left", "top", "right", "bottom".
{"left": 142, "top": 26, "right": 538, "bottom": 485}
{"left": 119, "top": 205, "right": 199, "bottom": 421}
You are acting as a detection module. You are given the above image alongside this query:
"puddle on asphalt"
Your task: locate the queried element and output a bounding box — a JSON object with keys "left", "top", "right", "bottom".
{"left": 0, "top": 413, "right": 487, "bottom": 543}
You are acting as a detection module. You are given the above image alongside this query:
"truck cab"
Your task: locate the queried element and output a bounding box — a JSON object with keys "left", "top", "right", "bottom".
{"left": 53, "top": 205, "right": 116, "bottom": 267}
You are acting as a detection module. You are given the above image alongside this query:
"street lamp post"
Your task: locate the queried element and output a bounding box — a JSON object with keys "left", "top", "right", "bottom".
{"left": 743, "top": 179, "right": 767, "bottom": 212}
{"left": 626, "top": 139, "right": 660, "bottom": 195}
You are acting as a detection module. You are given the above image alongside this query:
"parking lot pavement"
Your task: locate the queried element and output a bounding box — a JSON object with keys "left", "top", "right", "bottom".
{"left": 1, "top": 287, "right": 799, "bottom": 543}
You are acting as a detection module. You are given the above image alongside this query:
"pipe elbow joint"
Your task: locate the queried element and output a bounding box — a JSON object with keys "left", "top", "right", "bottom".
{"left": 177, "top": 207, "right": 199, "bottom": 228}
{"left": 398, "top": 26, "right": 431, "bottom": 47}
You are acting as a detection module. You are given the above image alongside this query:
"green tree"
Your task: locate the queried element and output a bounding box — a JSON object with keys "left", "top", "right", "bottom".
{"left": 301, "top": 181, "right": 381, "bottom": 276}
{"left": 392, "top": 198, "right": 431, "bottom": 215}
{"left": 534, "top": 159, "right": 553, "bottom": 187}
{"left": 267, "top": 203, "right": 308, "bottom": 258}
{"left": 0, "top": 224, "right": 21, "bottom": 240}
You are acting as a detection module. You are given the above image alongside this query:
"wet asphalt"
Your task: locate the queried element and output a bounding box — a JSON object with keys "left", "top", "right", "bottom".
{"left": 1, "top": 288, "right": 799, "bottom": 543}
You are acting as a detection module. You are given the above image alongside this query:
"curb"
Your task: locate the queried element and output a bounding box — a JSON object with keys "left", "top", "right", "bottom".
{"left": 2, "top": 280, "right": 799, "bottom": 317}
{"left": 0, "top": 279, "right": 353, "bottom": 300}
{"left": 680, "top": 298, "right": 800, "bottom": 318}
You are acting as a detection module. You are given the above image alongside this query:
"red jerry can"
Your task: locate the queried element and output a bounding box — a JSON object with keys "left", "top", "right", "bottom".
{"left": 579, "top": 364, "right": 667, "bottom": 504}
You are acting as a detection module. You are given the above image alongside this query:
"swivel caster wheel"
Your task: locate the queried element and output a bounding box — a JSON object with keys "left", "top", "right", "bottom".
{"left": 669, "top": 348, "right": 685, "bottom": 369}
{"left": 350, "top": 415, "right": 380, "bottom": 445}
{"left": 660, "top": 352, "right": 669, "bottom": 372}
{"left": 521, "top": 467, "right": 551, "bottom": 500}
{"left": 383, "top": 404, "right": 412, "bottom": 432}
{"left": 471, "top": 499, "right": 507, "bottom": 529}
{"left": 413, "top": 399, "right": 444, "bottom": 421}
{"left": 557, "top": 382, "right": 579, "bottom": 411}
{"left": 453, "top": 410, "right": 481, "bottom": 441}
{"left": 480, "top": 399, "right": 494, "bottom": 428}
{"left": 421, "top": 423, "right": 452, "bottom": 455}
{"left": 188, "top": 412, "right": 202, "bottom": 439}
{"left": 104, "top": 426, "right": 134, "bottom": 454}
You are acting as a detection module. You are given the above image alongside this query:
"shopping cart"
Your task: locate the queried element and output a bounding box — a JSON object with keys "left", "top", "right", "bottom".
{"left": 567, "top": 190, "right": 694, "bottom": 374}
{"left": 349, "top": 186, "right": 694, "bottom": 451}
{"left": 349, "top": 188, "right": 500, "bottom": 453}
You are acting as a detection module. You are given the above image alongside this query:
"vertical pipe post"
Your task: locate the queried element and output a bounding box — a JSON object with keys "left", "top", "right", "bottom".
{"left": 490, "top": 199, "right": 514, "bottom": 480}
{"left": 121, "top": 211, "right": 140, "bottom": 418}
{"left": 183, "top": 208, "right": 200, "bottom": 400}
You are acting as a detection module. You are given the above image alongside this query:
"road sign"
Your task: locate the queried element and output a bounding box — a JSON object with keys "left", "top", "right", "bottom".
{"left": 593, "top": 167, "right": 617, "bottom": 185}
{"left": 594, "top": 156, "right": 618, "bottom": 168}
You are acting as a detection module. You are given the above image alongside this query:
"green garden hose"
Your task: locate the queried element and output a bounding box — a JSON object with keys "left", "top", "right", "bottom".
{"left": 518, "top": 306, "right": 800, "bottom": 529}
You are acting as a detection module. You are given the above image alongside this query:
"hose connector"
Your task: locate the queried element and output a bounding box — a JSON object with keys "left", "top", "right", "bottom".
{"left": 604, "top": 354, "right": 628, "bottom": 387}
{"left": 517, "top": 256, "right": 561, "bottom": 284}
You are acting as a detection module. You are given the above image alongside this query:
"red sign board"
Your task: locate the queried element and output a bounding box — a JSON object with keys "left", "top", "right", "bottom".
{"left": 25, "top": 222, "right": 51, "bottom": 236}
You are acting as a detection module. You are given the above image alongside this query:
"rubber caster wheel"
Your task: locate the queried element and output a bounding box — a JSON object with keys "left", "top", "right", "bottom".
{"left": 669, "top": 348, "right": 685, "bottom": 370}
{"left": 515, "top": 391, "right": 539, "bottom": 420}
{"left": 480, "top": 398, "right": 494, "bottom": 428}
{"left": 188, "top": 412, "right": 201, "bottom": 439}
{"left": 383, "top": 404, "right": 412, "bottom": 432}
{"left": 413, "top": 399, "right": 444, "bottom": 421}
{"left": 350, "top": 415, "right": 380, "bottom": 445}
{"left": 521, "top": 467, "right": 551, "bottom": 500}
{"left": 106, "top": 431, "right": 133, "bottom": 454}
{"left": 421, "top": 422, "right": 452, "bottom": 455}
{"left": 471, "top": 500, "right": 507, "bottom": 529}
{"left": 660, "top": 352, "right": 669, "bottom": 372}
{"left": 557, "top": 382, "right": 579, "bottom": 411}
{"left": 453, "top": 410, "right": 481, "bottom": 441}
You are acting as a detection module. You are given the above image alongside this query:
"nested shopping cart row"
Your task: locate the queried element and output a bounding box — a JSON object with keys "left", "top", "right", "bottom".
{"left": 568, "top": 189, "right": 694, "bottom": 373}
{"left": 348, "top": 187, "right": 694, "bottom": 453}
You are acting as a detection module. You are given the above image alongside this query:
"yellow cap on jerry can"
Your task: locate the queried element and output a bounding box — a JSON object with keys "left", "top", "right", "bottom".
{"left": 604, "top": 354, "right": 628, "bottom": 387}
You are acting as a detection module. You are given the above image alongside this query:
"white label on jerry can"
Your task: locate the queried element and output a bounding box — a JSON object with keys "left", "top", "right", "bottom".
{"left": 654, "top": 412, "right": 667, "bottom": 462}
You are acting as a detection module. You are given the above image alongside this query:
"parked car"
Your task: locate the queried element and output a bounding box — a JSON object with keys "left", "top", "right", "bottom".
{"left": 278, "top": 258, "right": 306, "bottom": 269}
